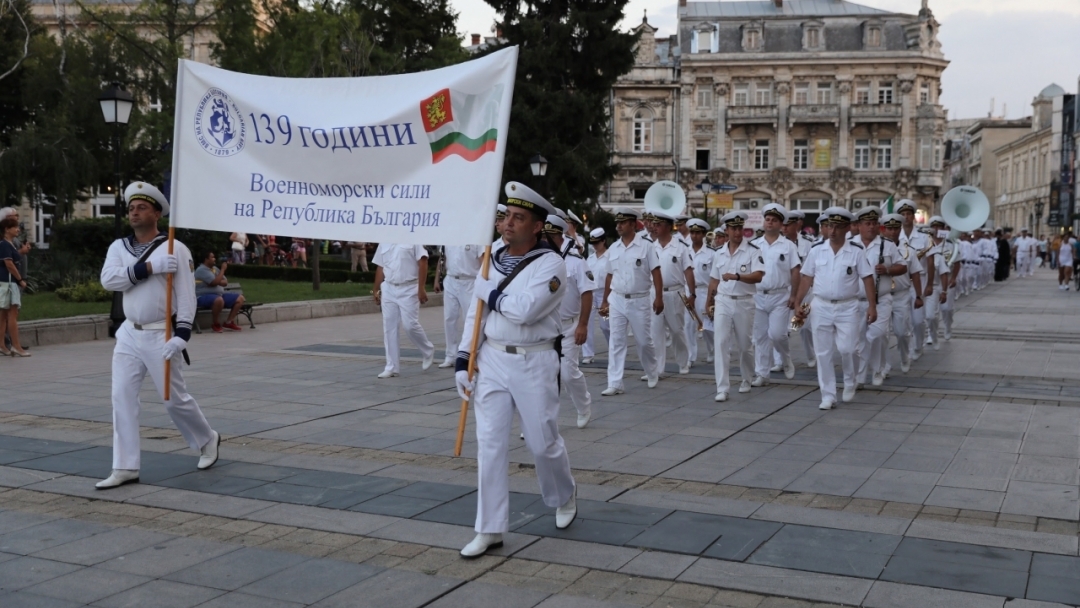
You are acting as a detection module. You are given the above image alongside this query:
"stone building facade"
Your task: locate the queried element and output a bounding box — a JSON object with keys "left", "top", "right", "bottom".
{"left": 608, "top": 0, "right": 949, "bottom": 225}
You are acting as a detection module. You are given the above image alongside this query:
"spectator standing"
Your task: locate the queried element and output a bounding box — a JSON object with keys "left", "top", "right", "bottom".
{"left": 229, "top": 232, "right": 249, "bottom": 264}
{"left": 1058, "top": 231, "right": 1076, "bottom": 290}
{"left": 349, "top": 241, "right": 369, "bottom": 273}
{"left": 0, "top": 217, "right": 29, "bottom": 356}
{"left": 372, "top": 243, "right": 435, "bottom": 377}
{"left": 194, "top": 251, "right": 245, "bottom": 332}
{"left": 252, "top": 234, "right": 267, "bottom": 265}
{"left": 0, "top": 208, "right": 30, "bottom": 352}
{"left": 290, "top": 238, "right": 308, "bottom": 268}
{"left": 1038, "top": 236, "right": 1048, "bottom": 268}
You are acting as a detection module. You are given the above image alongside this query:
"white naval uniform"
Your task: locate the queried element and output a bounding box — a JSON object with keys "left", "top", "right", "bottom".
{"left": 559, "top": 249, "right": 596, "bottom": 418}
{"left": 959, "top": 240, "right": 976, "bottom": 295}
{"left": 899, "top": 228, "right": 931, "bottom": 359}
{"left": 688, "top": 245, "right": 715, "bottom": 363}
{"left": 855, "top": 236, "right": 899, "bottom": 381}
{"left": 582, "top": 250, "right": 610, "bottom": 360}
{"left": 710, "top": 240, "right": 764, "bottom": 394}
{"left": 795, "top": 236, "right": 816, "bottom": 364}
{"left": 978, "top": 238, "right": 995, "bottom": 288}
{"left": 440, "top": 245, "right": 484, "bottom": 361}
{"left": 100, "top": 234, "right": 214, "bottom": 470}
{"left": 456, "top": 245, "right": 575, "bottom": 534}
{"left": 651, "top": 237, "right": 692, "bottom": 374}
{"left": 889, "top": 244, "right": 923, "bottom": 368}
{"left": 604, "top": 234, "right": 660, "bottom": 390}
{"left": 751, "top": 235, "right": 800, "bottom": 379}
{"left": 923, "top": 241, "right": 953, "bottom": 341}
{"left": 1015, "top": 236, "right": 1037, "bottom": 277}
{"left": 373, "top": 244, "right": 435, "bottom": 373}
{"left": 801, "top": 240, "right": 873, "bottom": 403}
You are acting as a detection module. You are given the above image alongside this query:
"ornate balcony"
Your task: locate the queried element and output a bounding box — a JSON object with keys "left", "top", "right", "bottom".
{"left": 788, "top": 104, "right": 840, "bottom": 127}
{"left": 849, "top": 103, "right": 903, "bottom": 125}
{"left": 726, "top": 104, "right": 778, "bottom": 130}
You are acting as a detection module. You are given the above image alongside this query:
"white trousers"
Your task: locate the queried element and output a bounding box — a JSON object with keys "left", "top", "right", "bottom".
{"left": 753, "top": 290, "right": 792, "bottom": 378}
{"left": 892, "top": 291, "right": 914, "bottom": 364}
{"left": 799, "top": 286, "right": 815, "bottom": 364}
{"left": 111, "top": 323, "right": 213, "bottom": 470}
{"left": 561, "top": 319, "right": 590, "bottom": 416}
{"left": 651, "top": 290, "right": 689, "bottom": 373}
{"left": 441, "top": 276, "right": 474, "bottom": 360}
{"left": 688, "top": 286, "right": 714, "bottom": 362}
{"left": 380, "top": 282, "right": 434, "bottom": 373}
{"left": 1017, "top": 254, "right": 1033, "bottom": 277}
{"left": 924, "top": 283, "right": 944, "bottom": 344}
{"left": 606, "top": 295, "right": 657, "bottom": 390}
{"left": 473, "top": 344, "right": 574, "bottom": 533}
{"left": 856, "top": 293, "right": 892, "bottom": 379}
{"left": 713, "top": 297, "right": 754, "bottom": 394}
{"left": 810, "top": 298, "right": 859, "bottom": 403}
{"left": 581, "top": 290, "right": 608, "bottom": 359}
{"left": 941, "top": 282, "right": 956, "bottom": 334}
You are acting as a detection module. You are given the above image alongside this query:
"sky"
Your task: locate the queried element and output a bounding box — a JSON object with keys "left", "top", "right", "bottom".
{"left": 450, "top": 0, "right": 1080, "bottom": 121}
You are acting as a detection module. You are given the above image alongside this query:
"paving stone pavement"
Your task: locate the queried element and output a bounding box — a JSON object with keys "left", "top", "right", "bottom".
{"left": 0, "top": 267, "right": 1079, "bottom": 606}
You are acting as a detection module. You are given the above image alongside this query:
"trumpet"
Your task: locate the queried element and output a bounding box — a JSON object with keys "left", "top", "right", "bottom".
{"left": 678, "top": 292, "right": 704, "bottom": 332}
{"left": 915, "top": 243, "right": 935, "bottom": 259}
{"left": 790, "top": 303, "right": 810, "bottom": 331}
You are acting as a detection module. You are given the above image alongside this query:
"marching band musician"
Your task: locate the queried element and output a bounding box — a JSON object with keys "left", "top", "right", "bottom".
{"left": 793, "top": 207, "right": 876, "bottom": 409}
{"left": 784, "top": 210, "right": 816, "bottom": 368}
{"left": 705, "top": 211, "right": 763, "bottom": 402}
{"left": 649, "top": 210, "right": 695, "bottom": 377}
{"left": 433, "top": 242, "right": 485, "bottom": 368}
{"left": 923, "top": 216, "right": 954, "bottom": 347}
{"left": 582, "top": 228, "right": 609, "bottom": 365}
{"left": 455, "top": 182, "right": 577, "bottom": 558}
{"left": 852, "top": 206, "right": 903, "bottom": 388}
{"left": 750, "top": 203, "right": 800, "bottom": 386}
{"left": 882, "top": 213, "right": 923, "bottom": 374}
{"left": 686, "top": 219, "right": 715, "bottom": 364}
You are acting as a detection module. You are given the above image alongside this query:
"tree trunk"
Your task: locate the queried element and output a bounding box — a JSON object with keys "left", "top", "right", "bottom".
{"left": 311, "top": 239, "right": 321, "bottom": 291}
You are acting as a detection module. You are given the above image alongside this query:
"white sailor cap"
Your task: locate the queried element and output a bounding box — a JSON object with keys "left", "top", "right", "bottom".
{"left": 687, "top": 218, "right": 710, "bottom": 232}
{"left": 928, "top": 215, "right": 946, "bottom": 227}
{"left": 821, "top": 206, "right": 855, "bottom": 224}
{"left": 881, "top": 213, "right": 904, "bottom": 228}
{"left": 1021, "top": 226, "right": 1030, "bottom": 232}
{"left": 674, "top": 214, "right": 689, "bottom": 224}
{"left": 566, "top": 209, "right": 582, "bottom": 225}
{"left": 496, "top": 203, "right": 508, "bottom": 219}
{"left": 505, "top": 182, "right": 557, "bottom": 219}
{"left": 543, "top": 215, "right": 568, "bottom": 234}
{"left": 588, "top": 227, "right": 606, "bottom": 241}
{"left": 721, "top": 211, "right": 748, "bottom": 228}
{"left": 856, "top": 206, "right": 882, "bottom": 222}
{"left": 124, "top": 182, "right": 169, "bottom": 216}
{"left": 762, "top": 203, "right": 787, "bottom": 222}
{"left": 612, "top": 207, "right": 640, "bottom": 222}
{"left": 784, "top": 209, "right": 805, "bottom": 223}
{"left": 650, "top": 209, "right": 677, "bottom": 224}
{"left": 554, "top": 207, "right": 568, "bottom": 220}
{"left": 895, "top": 199, "right": 917, "bottom": 214}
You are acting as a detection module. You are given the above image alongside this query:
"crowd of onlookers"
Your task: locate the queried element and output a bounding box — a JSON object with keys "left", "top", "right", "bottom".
{"left": 224, "top": 233, "right": 372, "bottom": 272}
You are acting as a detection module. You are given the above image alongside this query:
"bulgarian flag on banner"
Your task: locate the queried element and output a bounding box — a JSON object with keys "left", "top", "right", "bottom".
{"left": 420, "top": 84, "right": 505, "bottom": 163}
{"left": 883, "top": 194, "right": 895, "bottom": 213}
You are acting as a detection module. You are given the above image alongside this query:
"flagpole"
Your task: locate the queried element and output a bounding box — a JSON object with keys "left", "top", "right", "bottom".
{"left": 453, "top": 245, "right": 492, "bottom": 457}
{"left": 163, "top": 227, "right": 175, "bottom": 401}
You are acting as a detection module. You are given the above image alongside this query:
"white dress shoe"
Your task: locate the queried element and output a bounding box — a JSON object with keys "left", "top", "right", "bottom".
{"left": 460, "top": 533, "right": 503, "bottom": 558}
{"left": 783, "top": 358, "right": 795, "bottom": 380}
{"left": 900, "top": 357, "right": 911, "bottom": 373}
{"left": 377, "top": 370, "right": 399, "bottom": 379}
{"left": 647, "top": 375, "right": 659, "bottom": 389}
{"left": 911, "top": 351, "right": 922, "bottom": 362}
{"left": 871, "top": 372, "right": 884, "bottom": 387}
{"left": 751, "top": 376, "right": 769, "bottom": 387}
{"left": 770, "top": 364, "right": 783, "bottom": 373}
{"left": 556, "top": 487, "right": 577, "bottom": 529}
{"left": 640, "top": 374, "right": 649, "bottom": 381}
{"left": 577, "top": 409, "right": 592, "bottom": 429}
{"left": 714, "top": 391, "right": 728, "bottom": 402}
{"left": 422, "top": 352, "right": 435, "bottom": 371}
{"left": 738, "top": 379, "right": 752, "bottom": 394}
{"left": 706, "top": 355, "right": 715, "bottom": 363}
{"left": 933, "top": 340, "right": 941, "bottom": 351}
{"left": 678, "top": 366, "right": 690, "bottom": 375}
{"left": 601, "top": 387, "right": 623, "bottom": 396}
{"left": 943, "top": 332, "right": 952, "bottom": 341}
{"left": 819, "top": 399, "right": 835, "bottom": 410}
{"left": 807, "top": 358, "right": 817, "bottom": 369}
{"left": 437, "top": 358, "right": 454, "bottom": 368}
{"left": 842, "top": 384, "right": 856, "bottom": 402}
{"left": 96, "top": 469, "right": 140, "bottom": 489}
{"left": 198, "top": 430, "right": 221, "bottom": 470}
{"left": 581, "top": 357, "right": 593, "bottom": 364}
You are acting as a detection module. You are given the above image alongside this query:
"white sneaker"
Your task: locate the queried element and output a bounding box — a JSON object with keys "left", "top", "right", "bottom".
{"left": 944, "top": 332, "right": 952, "bottom": 341}
{"left": 714, "top": 391, "right": 728, "bottom": 402}
{"left": 706, "top": 355, "right": 715, "bottom": 363}
{"left": 577, "top": 409, "right": 592, "bottom": 429}
{"left": 933, "top": 340, "right": 941, "bottom": 351}
{"left": 437, "top": 358, "right": 454, "bottom": 369}
{"left": 678, "top": 366, "right": 690, "bottom": 375}
{"left": 872, "top": 372, "right": 884, "bottom": 386}
{"left": 461, "top": 533, "right": 503, "bottom": 558}
{"left": 842, "top": 384, "right": 856, "bottom": 402}
{"left": 556, "top": 487, "right": 577, "bottom": 529}
{"left": 770, "top": 364, "right": 783, "bottom": 373}
{"left": 900, "top": 357, "right": 911, "bottom": 373}
{"left": 783, "top": 358, "right": 795, "bottom": 380}
{"left": 739, "top": 379, "right": 752, "bottom": 394}
{"left": 640, "top": 374, "right": 649, "bottom": 381}
{"left": 751, "top": 376, "right": 769, "bottom": 387}
{"left": 647, "top": 375, "right": 659, "bottom": 389}
{"left": 601, "top": 387, "right": 623, "bottom": 396}
{"left": 856, "top": 372, "right": 867, "bottom": 386}
{"left": 925, "top": 335, "right": 934, "bottom": 346}
{"left": 581, "top": 357, "right": 593, "bottom": 364}
{"left": 422, "top": 352, "right": 435, "bottom": 371}
{"left": 807, "top": 358, "right": 817, "bottom": 369}
{"left": 96, "top": 469, "right": 140, "bottom": 489}
{"left": 198, "top": 430, "right": 220, "bottom": 470}
{"left": 377, "top": 370, "right": 399, "bottom": 379}
{"left": 819, "top": 399, "right": 835, "bottom": 410}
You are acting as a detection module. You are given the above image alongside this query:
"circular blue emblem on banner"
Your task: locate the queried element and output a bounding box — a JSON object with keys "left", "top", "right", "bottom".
{"left": 194, "top": 88, "right": 246, "bottom": 157}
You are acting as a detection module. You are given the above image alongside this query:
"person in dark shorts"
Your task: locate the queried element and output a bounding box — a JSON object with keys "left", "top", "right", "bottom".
{"left": 194, "top": 251, "right": 245, "bottom": 332}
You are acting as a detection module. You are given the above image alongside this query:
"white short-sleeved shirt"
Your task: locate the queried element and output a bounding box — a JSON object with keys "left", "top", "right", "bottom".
{"left": 710, "top": 240, "right": 765, "bottom": 297}
{"left": 442, "top": 244, "right": 484, "bottom": 278}
{"left": 654, "top": 238, "right": 692, "bottom": 289}
{"left": 751, "top": 235, "right": 800, "bottom": 292}
{"left": 586, "top": 250, "right": 609, "bottom": 295}
{"left": 607, "top": 235, "right": 660, "bottom": 295}
{"left": 690, "top": 245, "right": 714, "bottom": 293}
{"left": 891, "top": 243, "right": 922, "bottom": 292}
{"left": 1059, "top": 238, "right": 1077, "bottom": 264}
{"left": 801, "top": 240, "right": 873, "bottom": 301}
{"left": 855, "top": 236, "right": 902, "bottom": 297}
{"left": 372, "top": 244, "right": 427, "bottom": 284}
{"left": 560, "top": 252, "right": 596, "bottom": 321}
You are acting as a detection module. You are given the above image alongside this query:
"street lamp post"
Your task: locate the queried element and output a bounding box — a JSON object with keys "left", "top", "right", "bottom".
{"left": 529, "top": 153, "right": 548, "bottom": 197}
{"left": 99, "top": 83, "right": 134, "bottom": 338}
{"left": 1035, "top": 201, "right": 1045, "bottom": 235}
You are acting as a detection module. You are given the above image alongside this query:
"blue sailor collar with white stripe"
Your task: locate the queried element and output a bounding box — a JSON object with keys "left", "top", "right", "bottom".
{"left": 123, "top": 231, "right": 168, "bottom": 258}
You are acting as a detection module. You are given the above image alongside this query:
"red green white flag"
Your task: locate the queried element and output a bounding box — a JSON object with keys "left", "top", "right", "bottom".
{"left": 421, "top": 85, "right": 505, "bottom": 163}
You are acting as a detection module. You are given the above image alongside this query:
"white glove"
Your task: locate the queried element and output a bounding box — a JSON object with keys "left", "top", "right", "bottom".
{"left": 473, "top": 277, "right": 499, "bottom": 303}
{"left": 455, "top": 370, "right": 473, "bottom": 401}
{"left": 152, "top": 254, "right": 178, "bottom": 275}
{"left": 163, "top": 336, "right": 187, "bottom": 361}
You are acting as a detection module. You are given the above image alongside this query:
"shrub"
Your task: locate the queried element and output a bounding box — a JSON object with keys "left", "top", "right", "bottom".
{"left": 55, "top": 280, "right": 112, "bottom": 302}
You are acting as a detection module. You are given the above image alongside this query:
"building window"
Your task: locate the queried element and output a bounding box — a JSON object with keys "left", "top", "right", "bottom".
{"left": 755, "top": 84, "right": 772, "bottom": 106}
{"left": 805, "top": 27, "right": 821, "bottom": 49}
{"left": 919, "top": 83, "right": 931, "bottom": 104}
{"left": 734, "top": 84, "right": 750, "bottom": 106}
{"left": 854, "top": 139, "right": 870, "bottom": 170}
{"left": 732, "top": 140, "right": 748, "bottom": 171}
{"left": 793, "top": 139, "right": 809, "bottom": 170}
{"left": 696, "top": 148, "right": 710, "bottom": 171}
{"left": 816, "top": 83, "right": 833, "bottom": 105}
{"left": 933, "top": 140, "right": 942, "bottom": 170}
{"left": 697, "top": 87, "right": 712, "bottom": 108}
{"left": 920, "top": 138, "right": 933, "bottom": 169}
{"left": 633, "top": 188, "right": 648, "bottom": 200}
{"left": 856, "top": 83, "right": 871, "bottom": 104}
{"left": 1001, "top": 166, "right": 1009, "bottom": 191}
{"left": 632, "top": 109, "right": 652, "bottom": 153}
{"left": 876, "top": 139, "right": 892, "bottom": 170}
{"left": 754, "top": 139, "right": 770, "bottom": 170}
{"left": 744, "top": 27, "right": 762, "bottom": 51}
{"left": 794, "top": 83, "right": 809, "bottom": 105}
{"left": 867, "top": 27, "right": 882, "bottom": 48}
{"left": 878, "top": 82, "right": 894, "bottom": 104}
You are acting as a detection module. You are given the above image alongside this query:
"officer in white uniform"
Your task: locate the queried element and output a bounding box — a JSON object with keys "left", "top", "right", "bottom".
{"left": 705, "top": 212, "right": 764, "bottom": 401}
{"left": 543, "top": 215, "right": 596, "bottom": 428}
{"left": 882, "top": 213, "right": 924, "bottom": 373}
{"left": 600, "top": 208, "right": 663, "bottom": 395}
{"left": 582, "top": 228, "right": 609, "bottom": 364}
{"left": 751, "top": 203, "right": 800, "bottom": 385}
{"left": 896, "top": 200, "right": 930, "bottom": 361}
{"left": 455, "top": 182, "right": 576, "bottom": 558}
{"left": 97, "top": 182, "right": 218, "bottom": 489}
{"left": 686, "top": 219, "right": 715, "bottom": 364}
{"left": 434, "top": 243, "right": 484, "bottom": 368}
{"left": 958, "top": 233, "right": 975, "bottom": 296}
{"left": 492, "top": 204, "right": 509, "bottom": 252}
{"left": 1015, "top": 228, "right": 1037, "bottom": 277}
{"left": 923, "top": 216, "right": 953, "bottom": 346}
{"left": 372, "top": 243, "right": 436, "bottom": 377}
{"left": 783, "top": 210, "right": 816, "bottom": 367}
{"left": 565, "top": 210, "right": 586, "bottom": 255}
{"left": 852, "top": 207, "right": 903, "bottom": 387}
{"left": 793, "top": 207, "right": 876, "bottom": 409}
{"left": 649, "top": 209, "right": 695, "bottom": 376}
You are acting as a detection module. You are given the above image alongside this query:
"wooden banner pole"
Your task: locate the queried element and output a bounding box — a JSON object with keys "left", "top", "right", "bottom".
{"left": 453, "top": 245, "right": 492, "bottom": 457}
{"left": 163, "top": 227, "right": 175, "bottom": 401}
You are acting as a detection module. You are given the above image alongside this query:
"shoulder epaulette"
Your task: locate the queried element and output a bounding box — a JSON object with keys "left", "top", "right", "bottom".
{"left": 567, "top": 251, "right": 583, "bottom": 260}
{"left": 678, "top": 238, "right": 690, "bottom": 247}
{"left": 708, "top": 246, "right": 718, "bottom": 251}
{"left": 642, "top": 236, "right": 654, "bottom": 243}
{"left": 747, "top": 242, "right": 759, "bottom": 250}
{"left": 850, "top": 241, "right": 864, "bottom": 249}
{"left": 811, "top": 241, "right": 825, "bottom": 248}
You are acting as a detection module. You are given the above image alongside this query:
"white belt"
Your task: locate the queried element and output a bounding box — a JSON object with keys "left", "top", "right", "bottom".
{"left": 449, "top": 274, "right": 474, "bottom": 280}
{"left": 815, "top": 295, "right": 856, "bottom": 304}
{"left": 663, "top": 285, "right": 685, "bottom": 292}
{"left": 721, "top": 295, "right": 754, "bottom": 300}
{"left": 616, "top": 292, "right": 648, "bottom": 299}
{"left": 130, "top": 320, "right": 167, "bottom": 331}
{"left": 561, "top": 315, "right": 580, "bottom": 329}
{"left": 386, "top": 280, "right": 415, "bottom": 287}
{"left": 759, "top": 287, "right": 790, "bottom": 295}
{"left": 486, "top": 339, "right": 556, "bottom": 355}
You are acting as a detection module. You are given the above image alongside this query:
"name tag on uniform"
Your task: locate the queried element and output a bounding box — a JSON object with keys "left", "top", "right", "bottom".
{"left": 672, "top": 256, "right": 677, "bottom": 264}
{"left": 636, "top": 259, "right": 642, "bottom": 267}
{"left": 779, "top": 254, "right": 785, "bottom": 261}
{"left": 847, "top": 267, "right": 853, "bottom": 275}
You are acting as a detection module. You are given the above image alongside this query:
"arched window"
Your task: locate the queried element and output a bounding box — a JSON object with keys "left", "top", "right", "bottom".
{"left": 632, "top": 109, "right": 653, "bottom": 153}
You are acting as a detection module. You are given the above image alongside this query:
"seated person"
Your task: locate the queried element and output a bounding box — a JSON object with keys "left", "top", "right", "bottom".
{"left": 194, "top": 251, "right": 245, "bottom": 332}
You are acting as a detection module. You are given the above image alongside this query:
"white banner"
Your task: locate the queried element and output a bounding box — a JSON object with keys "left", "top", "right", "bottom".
{"left": 169, "top": 48, "right": 518, "bottom": 245}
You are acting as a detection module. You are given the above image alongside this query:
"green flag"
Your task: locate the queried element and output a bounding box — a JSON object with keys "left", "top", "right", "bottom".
{"left": 883, "top": 194, "right": 895, "bottom": 214}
